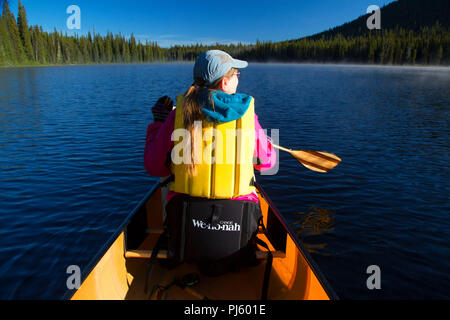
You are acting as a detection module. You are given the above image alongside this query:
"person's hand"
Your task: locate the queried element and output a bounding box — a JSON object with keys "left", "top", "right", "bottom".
{"left": 152, "top": 96, "right": 173, "bottom": 122}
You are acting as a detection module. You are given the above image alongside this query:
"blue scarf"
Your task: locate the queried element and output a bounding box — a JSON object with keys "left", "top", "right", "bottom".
{"left": 197, "top": 90, "right": 252, "bottom": 124}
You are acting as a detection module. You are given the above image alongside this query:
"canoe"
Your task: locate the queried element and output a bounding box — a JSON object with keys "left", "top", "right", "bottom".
{"left": 65, "top": 180, "right": 338, "bottom": 300}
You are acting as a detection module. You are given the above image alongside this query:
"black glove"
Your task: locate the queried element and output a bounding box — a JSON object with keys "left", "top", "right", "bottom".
{"left": 152, "top": 96, "right": 173, "bottom": 122}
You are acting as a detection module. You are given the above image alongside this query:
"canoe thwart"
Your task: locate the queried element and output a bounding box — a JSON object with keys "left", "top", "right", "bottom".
{"left": 125, "top": 249, "right": 168, "bottom": 259}
{"left": 125, "top": 250, "right": 285, "bottom": 260}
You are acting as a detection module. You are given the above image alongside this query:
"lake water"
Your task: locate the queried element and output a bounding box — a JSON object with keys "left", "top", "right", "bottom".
{"left": 0, "top": 63, "right": 449, "bottom": 299}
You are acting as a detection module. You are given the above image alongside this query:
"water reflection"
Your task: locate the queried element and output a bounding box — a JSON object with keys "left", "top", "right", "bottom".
{"left": 289, "top": 206, "right": 335, "bottom": 256}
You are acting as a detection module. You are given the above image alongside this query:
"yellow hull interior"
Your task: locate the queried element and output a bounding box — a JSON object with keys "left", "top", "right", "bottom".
{"left": 71, "top": 185, "right": 334, "bottom": 300}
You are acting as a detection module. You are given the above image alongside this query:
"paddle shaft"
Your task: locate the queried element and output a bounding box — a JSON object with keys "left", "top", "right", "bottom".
{"left": 270, "top": 143, "right": 341, "bottom": 173}
{"left": 271, "top": 143, "right": 293, "bottom": 154}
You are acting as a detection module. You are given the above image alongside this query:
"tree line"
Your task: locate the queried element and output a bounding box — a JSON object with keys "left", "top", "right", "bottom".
{"left": 240, "top": 24, "right": 449, "bottom": 65}
{"left": 1, "top": 0, "right": 449, "bottom": 66}
{"left": 0, "top": 0, "right": 167, "bottom": 65}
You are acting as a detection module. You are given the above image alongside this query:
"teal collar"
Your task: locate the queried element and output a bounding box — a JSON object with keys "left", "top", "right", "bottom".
{"left": 197, "top": 90, "right": 252, "bottom": 123}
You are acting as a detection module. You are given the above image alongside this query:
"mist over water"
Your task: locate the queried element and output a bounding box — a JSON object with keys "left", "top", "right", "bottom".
{"left": 0, "top": 63, "right": 449, "bottom": 299}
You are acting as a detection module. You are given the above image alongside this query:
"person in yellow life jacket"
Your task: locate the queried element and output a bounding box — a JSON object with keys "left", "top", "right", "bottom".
{"left": 144, "top": 50, "right": 277, "bottom": 276}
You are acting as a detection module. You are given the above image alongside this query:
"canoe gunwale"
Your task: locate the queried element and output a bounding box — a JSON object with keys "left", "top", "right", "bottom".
{"left": 254, "top": 181, "right": 339, "bottom": 300}
{"left": 62, "top": 179, "right": 161, "bottom": 300}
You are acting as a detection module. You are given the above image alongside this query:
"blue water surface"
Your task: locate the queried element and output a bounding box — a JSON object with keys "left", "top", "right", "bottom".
{"left": 0, "top": 63, "right": 449, "bottom": 299}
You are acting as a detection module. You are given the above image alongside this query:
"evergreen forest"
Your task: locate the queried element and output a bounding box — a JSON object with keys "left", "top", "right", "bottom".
{"left": 0, "top": 0, "right": 449, "bottom": 67}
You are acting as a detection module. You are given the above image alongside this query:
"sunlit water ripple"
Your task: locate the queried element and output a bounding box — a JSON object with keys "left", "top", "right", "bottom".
{"left": 0, "top": 63, "right": 448, "bottom": 299}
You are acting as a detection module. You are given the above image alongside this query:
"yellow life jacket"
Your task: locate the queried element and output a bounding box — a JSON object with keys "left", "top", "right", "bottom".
{"left": 170, "top": 94, "right": 256, "bottom": 199}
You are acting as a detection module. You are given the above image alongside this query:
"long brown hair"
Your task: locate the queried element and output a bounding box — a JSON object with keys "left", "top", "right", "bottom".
{"left": 182, "top": 68, "right": 236, "bottom": 176}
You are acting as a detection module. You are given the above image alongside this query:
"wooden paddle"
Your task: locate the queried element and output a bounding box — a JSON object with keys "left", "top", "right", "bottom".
{"left": 271, "top": 143, "right": 342, "bottom": 173}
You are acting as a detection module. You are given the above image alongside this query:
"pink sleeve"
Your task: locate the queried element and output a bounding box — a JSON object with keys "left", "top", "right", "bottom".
{"left": 254, "top": 114, "right": 277, "bottom": 171}
{"left": 144, "top": 110, "right": 176, "bottom": 177}
{"left": 145, "top": 111, "right": 276, "bottom": 176}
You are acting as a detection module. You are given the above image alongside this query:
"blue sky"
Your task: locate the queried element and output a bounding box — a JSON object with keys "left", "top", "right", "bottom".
{"left": 8, "top": 0, "right": 394, "bottom": 47}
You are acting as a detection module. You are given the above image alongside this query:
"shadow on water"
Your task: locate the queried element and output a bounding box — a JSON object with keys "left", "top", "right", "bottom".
{"left": 289, "top": 207, "right": 336, "bottom": 256}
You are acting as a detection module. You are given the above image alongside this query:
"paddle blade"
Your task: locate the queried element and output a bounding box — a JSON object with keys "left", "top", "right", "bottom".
{"left": 290, "top": 150, "right": 342, "bottom": 173}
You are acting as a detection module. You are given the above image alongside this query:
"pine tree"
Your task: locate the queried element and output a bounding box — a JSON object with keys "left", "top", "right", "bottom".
{"left": 145, "top": 40, "right": 154, "bottom": 62}
{"left": 0, "top": 21, "right": 5, "bottom": 64}
{"left": 17, "top": 0, "right": 34, "bottom": 61}
{"left": 79, "top": 37, "right": 90, "bottom": 64}
{"left": 104, "top": 32, "right": 113, "bottom": 63}
{"left": 0, "top": 12, "right": 14, "bottom": 64}
{"left": 435, "top": 45, "right": 443, "bottom": 64}
{"left": 35, "top": 26, "right": 48, "bottom": 63}
{"left": 122, "top": 36, "right": 130, "bottom": 63}
{"left": 3, "top": 0, "right": 26, "bottom": 62}
{"left": 55, "top": 30, "right": 63, "bottom": 63}
{"left": 92, "top": 31, "right": 99, "bottom": 63}
{"left": 130, "top": 34, "right": 137, "bottom": 62}
{"left": 46, "top": 30, "right": 56, "bottom": 63}
{"left": 30, "top": 25, "right": 39, "bottom": 61}
{"left": 112, "top": 34, "right": 121, "bottom": 62}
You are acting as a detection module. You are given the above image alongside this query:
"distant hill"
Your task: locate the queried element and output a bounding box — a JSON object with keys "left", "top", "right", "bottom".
{"left": 236, "top": 0, "right": 449, "bottom": 65}
{"left": 304, "top": 0, "right": 450, "bottom": 40}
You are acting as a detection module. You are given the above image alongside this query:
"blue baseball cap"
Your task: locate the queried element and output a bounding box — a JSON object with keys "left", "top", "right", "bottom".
{"left": 194, "top": 50, "right": 248, "bottom": 85}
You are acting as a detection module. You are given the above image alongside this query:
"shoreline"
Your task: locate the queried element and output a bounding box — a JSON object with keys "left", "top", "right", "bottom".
{"left": 1, "top": 61, "right": 449, "bottom": 70}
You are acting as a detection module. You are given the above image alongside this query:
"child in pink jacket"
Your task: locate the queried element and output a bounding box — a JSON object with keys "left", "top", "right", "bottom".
{"left": 145, "top": 105, "right": 276, "bottom": 203}
{"left": 144, "top": 52, "right": 276, "bottom": 206}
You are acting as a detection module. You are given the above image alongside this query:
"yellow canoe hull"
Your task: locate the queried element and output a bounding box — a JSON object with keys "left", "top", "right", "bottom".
{"left": 68, "top": 182, "right": 337, "bottom": 300}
